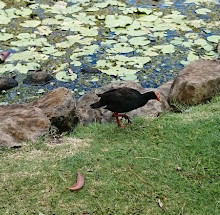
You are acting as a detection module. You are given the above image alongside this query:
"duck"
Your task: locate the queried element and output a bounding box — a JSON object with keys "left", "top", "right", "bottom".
{"left": 90, "top": 87, "right": 160, "bottom": 127}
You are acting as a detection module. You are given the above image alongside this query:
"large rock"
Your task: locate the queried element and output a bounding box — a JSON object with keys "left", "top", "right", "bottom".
{"left": 157, "top": 80, "right": 173, "bottom": 100}
{"left": 169, "top": 59, "right": 220, "bottom": 105}
{"left": 31, "top": 87, "right": 78, "bottom": 132}
{"left": 76, "top": 81, "right": 169, "bottom": 124}
{"left": 0, "top": 87, "right": 78, "bottom": 147}
{"left": 0, "top": 105, "right": 50, "bottom": 147}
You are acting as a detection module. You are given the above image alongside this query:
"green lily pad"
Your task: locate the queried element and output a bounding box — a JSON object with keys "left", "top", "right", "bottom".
{"left": 187, "top": 51, "right": 199, "bottom": 62}
{"left": 137, "top": 8, "right": 152, "bottom": 14}
{"left": 72, "top": 61, "right": 82, "bottom": 67}
{"left": 0, "top": 33, "right": 13, "bottom": 41}
{"left": 121, "top": 74, "right": 138, "bottom": 81}
{"left": 36, "top": 89, "right": 46, "bottom": 94}
{"left": 96, "top": 59, "right": 112, "bottom": 69}
{"left": 56, "top": 71, "right": 77, "bottom": 82}
{"left": 194, "top": 38, "right": 208, "bottom": 46}
{"left": 143, "top": 49, "right": 159, "bottom": 56}
{"left": 138, "top": 14, "right": 159, "bottom": 22}
{"left": 207, "top": 35, "right": 220, "bottom": 43}
{"left": 42, "top": 18, "right": 60, "bottom": 25}
{"left": 15, "top": 8, "right": 32, "bottom": 17}
{"left": 107, "top": 43, "right": 134, "bottom": 53}
{"left": 203, "top": 44, "right": 214, "bottom": 51}
{"left": 0, "top": 1, "right": 6, "bottom": 9}
{"left": 0, "top": 62, "right": 40, "bottom": 74}
{"left": 79, "top": 27, "right": 98, "bottom": 37}
{"left": 101, "top": 65, "right": 137, "bottom": 76}
{"left": 0, "top": 13, "right": 11, "bottom": 25}
{"left": 182, "top": 40, "right": 194, "bottom": 48}
{"left": 20, "top": 20, "right": 41, "bottom": 28}
{"left": 95, "top": 2, "right": 109, "bottom": 8}
{"left": 9, "top": 50, "right": 48, "bottom": 61}
{"left": 154, "top": 44, "right": 175, "bottom": 54}
{"left": 127, "top": 29, "right": 147, "bottom": 37}
{"left": 36, "top": 26, "right": 52, "bottom": 36}
{"left": 129, "top": 37, "right": 151, "bottom": 46}
{"left": 105, "top": 15, "right": 133, "bottom": 28}
{"left": 195, "top": 8, "right": 211, "bottom": 15}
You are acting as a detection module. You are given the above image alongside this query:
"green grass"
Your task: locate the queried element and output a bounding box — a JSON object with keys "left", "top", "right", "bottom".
{"left": 0, "top": 96, "right": 220, "bottom": 215}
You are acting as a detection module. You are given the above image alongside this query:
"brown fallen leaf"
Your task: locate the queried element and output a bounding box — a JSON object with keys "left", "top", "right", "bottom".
{"left": 69, "top": 172, "right": 84, "bottom": 191}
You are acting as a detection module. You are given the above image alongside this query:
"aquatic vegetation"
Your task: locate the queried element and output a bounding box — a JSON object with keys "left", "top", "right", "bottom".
{"left": 0, "top": 0, "right": 219, "bottom": 102}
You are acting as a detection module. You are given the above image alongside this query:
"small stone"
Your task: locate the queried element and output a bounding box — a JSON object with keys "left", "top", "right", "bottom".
{"left": 0, "top": 76, "right": 18, "bottom": 92}
{"left": 176, "top": 166, "right": 183, "bottom": 171}
{"left": 23, "top": 71, "right": 53, "bottom": 85}
{"left": 80, "top": 66, "right": 101, "bottom": 74}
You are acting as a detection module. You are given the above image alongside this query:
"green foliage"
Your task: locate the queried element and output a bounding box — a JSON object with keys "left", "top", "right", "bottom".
{"left": 0, "top": 95, "right": 220, "bottom": 214}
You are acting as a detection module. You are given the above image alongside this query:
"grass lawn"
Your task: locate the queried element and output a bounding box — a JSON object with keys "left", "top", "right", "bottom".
{"left": 0, "top": 95, "right": 220, "bottom": 215}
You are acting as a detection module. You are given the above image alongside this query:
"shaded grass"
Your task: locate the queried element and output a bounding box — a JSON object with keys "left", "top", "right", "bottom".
{"left": 0, "top": 96, "right": 220, "bottom": 214}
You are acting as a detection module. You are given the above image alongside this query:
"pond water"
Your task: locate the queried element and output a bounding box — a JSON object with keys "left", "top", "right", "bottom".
{"left": 0, "top": 0, "right": 219, "bottom": 104}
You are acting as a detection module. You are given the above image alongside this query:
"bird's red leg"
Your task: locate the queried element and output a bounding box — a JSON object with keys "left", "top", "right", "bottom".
{"left": 112, "top": 112, "right": 122, "bottom": 127}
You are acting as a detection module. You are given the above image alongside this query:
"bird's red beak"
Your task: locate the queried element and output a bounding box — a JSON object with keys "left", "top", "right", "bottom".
{"left": 155, "top": 92, "right": 160, "bottom": 101}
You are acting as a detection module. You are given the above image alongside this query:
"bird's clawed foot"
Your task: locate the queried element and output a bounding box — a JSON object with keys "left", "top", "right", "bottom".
{"left": 112, "top": 112, "right": 132, "bottom": 127}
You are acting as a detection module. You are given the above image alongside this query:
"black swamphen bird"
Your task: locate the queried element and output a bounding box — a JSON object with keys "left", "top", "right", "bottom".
{"left": 90, "top": 87, "right": 160, "bottom": 127}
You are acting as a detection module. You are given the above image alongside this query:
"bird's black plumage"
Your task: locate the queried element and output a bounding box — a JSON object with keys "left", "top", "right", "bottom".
{"left": 90, "top": 87, "right": 159, "bottom": 113}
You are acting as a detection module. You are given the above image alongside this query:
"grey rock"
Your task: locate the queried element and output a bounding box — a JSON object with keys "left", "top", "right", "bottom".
{"left": 31, "top": 87, "right": 78, "bottom": 132}
{"left": 0, "top": 76, "right": 18, "bottom": 92}
{"left": 23, "top": 71, "right": 53, "bottom": 85}
{"left": 169, "top": 59, "right": 220, "bottom": 105}
{"left": 0, "top": 87, "right": 79, "bottom": 147}
{"left": 0, "top": 104, "right": 50, "bottom": 148}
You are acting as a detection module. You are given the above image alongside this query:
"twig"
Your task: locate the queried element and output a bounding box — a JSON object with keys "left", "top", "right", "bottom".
{"left": 127, "top": 165, "right": 150, "bottom": 186}
{"left": 135, "top": 156, "right": 160, "bottom": 161}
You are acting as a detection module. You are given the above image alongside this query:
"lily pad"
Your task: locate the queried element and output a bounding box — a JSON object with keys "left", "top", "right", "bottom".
{"left": 105, "top": 15, "right": 133, "bottom": 28}
{"left": 20, "top": 20, "right": 41, "bottom": 28}
{"left": 129, "top": 37, "right": 151, "bottom": 46}
{"left": 195, "top": 8, "right": 211, "bottom": 15}
{"left": 0, "top": 33, "right": 13, "bottom": 41}
{"left": 207, "top": 35, "right": 220, "bottom": 43}
{"left": 0, "top": 1, "right": 6, "bottom": 9}
{"left": 187, "top": 51, "right": 199, "bottom": 62}
{"left": 56, "top": 71, "right": 77, "bottom": 82}
{"left": 154, "top": 44, "right": 175, "bottom": 54}
{"left": 107, "top": 43, "right": 134, "bottom": 53}
{"left": 0, "top": 62, "right": 40, "bottom": 74}
{"left": 15, "top": 8, "right": 32, "bottom": 17}
{"left": 36, "top": 26, "right": 52, "bottom": 36}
